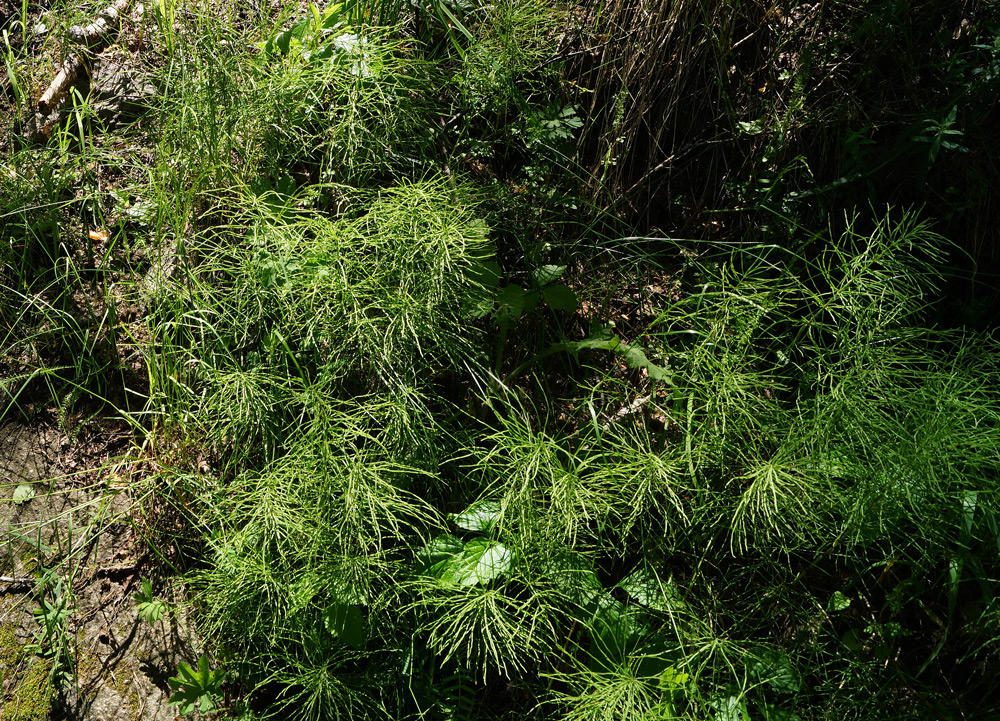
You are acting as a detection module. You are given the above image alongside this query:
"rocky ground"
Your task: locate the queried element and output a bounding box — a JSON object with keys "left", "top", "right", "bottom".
{"left": 1, "top": 419, "right": 202, "bottom": 721}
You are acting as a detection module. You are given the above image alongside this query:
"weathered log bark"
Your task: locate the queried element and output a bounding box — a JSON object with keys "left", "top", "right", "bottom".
{"left": 68, "top": 0, "right": 131, "bottom": 48}
{"left": 25, "top": 0, "right": 132, "bottom": 140}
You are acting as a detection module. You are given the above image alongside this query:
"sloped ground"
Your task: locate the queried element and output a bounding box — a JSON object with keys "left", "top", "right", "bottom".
{"left": 1, "top": 420, "right": 199, "bottom": 721}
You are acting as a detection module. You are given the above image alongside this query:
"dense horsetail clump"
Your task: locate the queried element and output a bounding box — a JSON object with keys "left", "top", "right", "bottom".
{"left": 2, "top": 0, "right": 998, "bottom": 719}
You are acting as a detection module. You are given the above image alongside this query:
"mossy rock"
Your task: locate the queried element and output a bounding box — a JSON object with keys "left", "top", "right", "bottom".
{"left": 0, "top": 623, "right": 25, "bottom": 672}
{"left": 0, "top": 624, "right": 53, "bottom": 721}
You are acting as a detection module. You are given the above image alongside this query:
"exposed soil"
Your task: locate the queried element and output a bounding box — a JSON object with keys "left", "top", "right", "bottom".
{"left": 1, "top": 418, "right": 201, "bottom": 721}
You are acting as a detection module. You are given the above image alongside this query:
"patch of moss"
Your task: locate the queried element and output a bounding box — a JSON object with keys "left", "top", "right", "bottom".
{"left": 0, "top": 623, "right": 26, "bottom": 671}
{"left": 17, "top": 548, "right": 41, "bottom": 579}
{"left": 4, "top": 659, "right": 53, "bottom": 721}
{"left": 109, "top": 666, "right": 141, "bottom": 718}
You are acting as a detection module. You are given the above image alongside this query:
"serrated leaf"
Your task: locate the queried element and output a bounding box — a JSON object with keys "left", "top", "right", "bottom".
{"left": 738, "top": 119, "right": 764, "bottom": 135}
{"left": 449, "top": 499, "right": 501, "bottom": 532}
{"left": 137, "top": 598, "right": 166, "bottom": 624}
{"left": 531, "top": 264, "right": 565, "bottom": 287}
{"left": 12, "top": 484, "right": 35, "bottom": 504}
{"left": 542, "top": 284, "right": 579, "bottom": 311}
{"left": 168, "top": 657, "right": 222, "bottom": 716}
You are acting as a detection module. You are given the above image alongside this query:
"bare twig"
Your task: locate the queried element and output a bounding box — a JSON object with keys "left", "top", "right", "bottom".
{"left": 0, "top": 575, "right": 36, "bottom": 587}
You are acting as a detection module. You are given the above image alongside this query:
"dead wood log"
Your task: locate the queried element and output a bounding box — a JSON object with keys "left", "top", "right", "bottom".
{"left": 36, "top": 53, "right": 83, "bottom": 115}
{"left": 26, "top": 0, "right": 132, "bottom": 140}
{"left": 68, "top": 0, "right": 132, "bottom": 48}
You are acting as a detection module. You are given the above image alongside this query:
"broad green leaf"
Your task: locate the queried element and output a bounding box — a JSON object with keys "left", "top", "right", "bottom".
{"left": 659, "top": 666, "right": 690, "bottom": 691}
{"left": 496, "top": 284, "right": 526, "bottom": 320}
{"left": 542, "top": 551, "right": 602, "bottom": 604}
{"left": 761, "top": 703, "right": 803, "bottom": 721}
{"left": 751, "top": 649, "right": 802, "bottom": 693}
{"left": 555, "top": 328, "right": 672, "bottom": 383}
{"left": 436, "top": 539, "right": 512, "bottom": 586}
{"left": 323, "top": 603, "right": 366, "bottom": 649}
{"left": 828, "top": 591, "right": 851, "bottom": 612}
{"left": 12, "top": 484, "right": 34, "bottom": 504}
{"left": 449, "top": 499, "right": 501, "bottom": 532}
{"left": 621, "top": 344, "right": 672, "bottom": 382}
{"left": 708, "top": 694, "right": 751, "bottom": 721}
{"left": 738, "top": 119, "right": 764, "bottom": 135}
{"left": 416, "top": 534, "right": 465, "bottom": 575}
{"left": 467, "top": 260, "right": 502, "bottom": 290}
{"left": 542, "top": 284, "right": 579, "bottom": 312}
{"left": 328, "top": 574, "right": 368, "bottom": 606}
{"left": 619, "top": 566, "right": 686, "bottom": 611}
{"left": 586, "top": 593, "right": 648, "bottom": 670}
{"left": 531, "top": 264, "right": 565, "bottom": 287}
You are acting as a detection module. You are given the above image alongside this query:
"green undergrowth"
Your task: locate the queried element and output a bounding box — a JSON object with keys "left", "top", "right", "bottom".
{"left": 3, "top": 1, "right": 1000, "bottom": 720}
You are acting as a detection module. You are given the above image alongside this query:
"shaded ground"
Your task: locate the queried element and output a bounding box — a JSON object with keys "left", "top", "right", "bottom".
{"left": 1, "top": 419, "right": 201, "bottom": 721}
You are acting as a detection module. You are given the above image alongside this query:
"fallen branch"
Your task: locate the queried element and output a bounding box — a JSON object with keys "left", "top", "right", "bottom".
{"left": 0, "top": 575, "right": 36, "bottom": 587}
{"left": 36, "top": 53, "right": 83, "bottom": 115}
{"left": 68, "top": 0, "right": 131, "bottom": 47}
{"left": 26, "top": 0, "right": 132, "bottom": 140}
